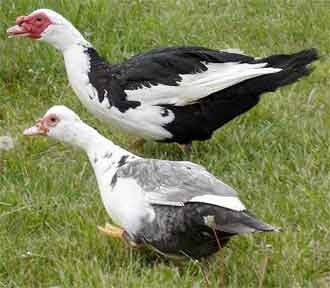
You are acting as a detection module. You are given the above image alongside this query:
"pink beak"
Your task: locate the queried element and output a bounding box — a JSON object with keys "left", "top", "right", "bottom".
{"left": 23, "top": 120, "right": 48, "bottom": 136}
{"left": 7, "top": 16, "right": 31, "bottom": 38}
{"left": 23, "top": 125, "right": 43, "bottom": 136}
{"left": 7, "top": 24, "right": 30, "bottom": 38}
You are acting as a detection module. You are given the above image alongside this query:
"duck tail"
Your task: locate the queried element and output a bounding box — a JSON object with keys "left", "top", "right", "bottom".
{"left": 213, "top": 208, "right": 279, "bottom": 234}
{"left": 256, "top": 48, "right": 319, "bottom": 90}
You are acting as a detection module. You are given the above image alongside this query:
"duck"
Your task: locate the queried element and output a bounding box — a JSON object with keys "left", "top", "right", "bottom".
{"left": 24, "top": 105, "right": 277, "bottom": 259}
{"left": 9, "top": 9, "right": 318, "bottom": 153}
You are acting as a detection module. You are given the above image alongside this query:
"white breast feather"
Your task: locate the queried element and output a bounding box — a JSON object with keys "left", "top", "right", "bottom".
{"left": 125, "top": 62, "right": 281, "bottom": 106}
{"left": 101, "top": 177, "right": 155, "bottom": 235}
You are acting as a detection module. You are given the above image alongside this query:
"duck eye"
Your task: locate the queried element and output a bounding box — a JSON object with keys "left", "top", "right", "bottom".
{"left": 36, "top": 17, "right": 42, "bottom": 22}
{"left": 48, "top": 116, "right": 58, "bottom": 127}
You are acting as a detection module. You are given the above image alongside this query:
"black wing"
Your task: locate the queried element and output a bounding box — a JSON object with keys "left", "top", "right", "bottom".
{"left": 112, "top": 46, "right": 254, "bottom": 90}
{"left": 87, "top": 46, "right": 254, "bottom": 112}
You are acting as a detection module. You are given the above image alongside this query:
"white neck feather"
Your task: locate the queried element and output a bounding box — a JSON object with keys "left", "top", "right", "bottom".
{"left": 70, "top": 123, "right": 138, "bottom": 197}
{"left": 42, "top": 18, "right": 91, "bottom": 52}
{"left": 55, "top": 121, "right": 135, "bottom": 167}
{"left": 62, "top": 44, "right": 93, "bottom": 106}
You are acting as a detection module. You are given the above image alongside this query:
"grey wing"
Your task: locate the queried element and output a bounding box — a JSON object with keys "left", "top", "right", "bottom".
{"left": 115, "top": 159, "right": 245, "bottom": 211}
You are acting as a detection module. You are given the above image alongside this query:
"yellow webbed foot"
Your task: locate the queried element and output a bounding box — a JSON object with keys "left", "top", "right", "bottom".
{"left": 98, "top": 223, "right": 142, "bottom": 248}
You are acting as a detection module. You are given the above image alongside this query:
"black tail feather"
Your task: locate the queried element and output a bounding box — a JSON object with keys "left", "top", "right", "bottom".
{"left": 255, "top": 48, "right": 319, "bottom": 90}
{"left": 212, "top": 207, "right": 278, "bottom": 235}
{"left": 261, "top": 48, "right": 319, "bottom": 70}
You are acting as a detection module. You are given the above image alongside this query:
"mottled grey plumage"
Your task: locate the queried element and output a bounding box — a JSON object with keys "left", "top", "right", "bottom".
{"left": 115, "top": 159, "right": 238, "bottom": 206}
{"left": 111, "top": 158, "right": 276, "bottom": 259}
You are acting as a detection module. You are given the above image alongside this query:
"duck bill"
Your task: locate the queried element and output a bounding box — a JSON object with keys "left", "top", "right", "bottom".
{"left": 7, "top": 25, "right": 30, "bottom": 38}
{"left": 23, "top": 125, "right": 46, "bottom": 136}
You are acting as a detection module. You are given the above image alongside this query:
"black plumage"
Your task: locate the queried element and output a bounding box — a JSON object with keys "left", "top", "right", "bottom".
{"left": 87, "top": 47, "right": 141, "bottom": 112}
{"left": 134, "top": 203, "right": 274, "bottom": 259}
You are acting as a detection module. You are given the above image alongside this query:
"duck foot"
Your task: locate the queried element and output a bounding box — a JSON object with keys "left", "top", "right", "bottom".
{"left": 97, "top": 223, "right": 141, "bottom": 248}
{"left": 98, "top": 223, "right": 123, "bottom": 238}
{"left": 128, "top": 138, "right": 146, "bottom": 151}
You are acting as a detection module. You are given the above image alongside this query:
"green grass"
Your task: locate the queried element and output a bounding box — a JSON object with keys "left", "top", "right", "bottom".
{"left": 1, "top": 0, "right": 330, "bottom": 287}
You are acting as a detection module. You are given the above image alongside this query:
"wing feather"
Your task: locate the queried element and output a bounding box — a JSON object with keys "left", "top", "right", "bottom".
{"left": 114, "top": 159, "right": 246, "bottom": 211}
{"left": 113, "top": 47, "right": 281, "bottom": 106}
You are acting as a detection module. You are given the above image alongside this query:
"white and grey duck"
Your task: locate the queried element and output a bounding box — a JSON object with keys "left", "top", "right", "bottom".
{"left": 24, "top": 105, "right": 277, "bottom": 259}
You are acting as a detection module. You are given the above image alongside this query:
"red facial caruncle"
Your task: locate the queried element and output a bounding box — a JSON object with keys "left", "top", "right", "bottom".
{"left": 7, "top": 12, "right": 52, "bottom": 39}
{"left": 23, "top": 114, "right": 59, "bottom": 136}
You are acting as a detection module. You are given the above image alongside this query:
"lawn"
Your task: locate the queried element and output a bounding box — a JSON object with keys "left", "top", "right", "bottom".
{"left": 0, "top": 0, "right": 329, "bottom": 287}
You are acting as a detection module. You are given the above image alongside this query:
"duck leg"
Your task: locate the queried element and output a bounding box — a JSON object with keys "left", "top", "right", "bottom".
{"left": 128, "top": 138, "right": 146, "bottom": 150}
{"left": 97, "top": 223, "right": 141, "bottom": 248}
{"left": 178, "top": 143, "right": 192, "bottom": 158}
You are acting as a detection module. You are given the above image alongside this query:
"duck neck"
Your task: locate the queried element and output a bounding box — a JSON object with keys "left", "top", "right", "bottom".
{"left": 64, "top": 122, "right": 134, "bottom": 170}
{"left": 44, "top": 21, "right": 91, "bottom": 52}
